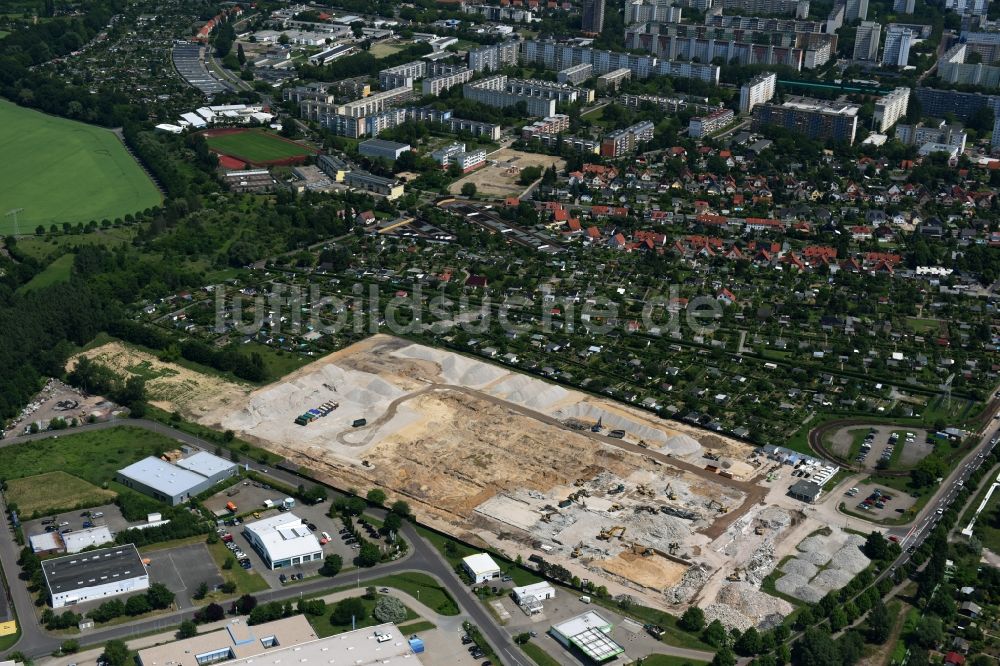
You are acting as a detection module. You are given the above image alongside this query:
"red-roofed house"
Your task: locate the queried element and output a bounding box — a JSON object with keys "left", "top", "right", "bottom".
{"left": 465, "top": 274, "right": 488, "bottom": 288}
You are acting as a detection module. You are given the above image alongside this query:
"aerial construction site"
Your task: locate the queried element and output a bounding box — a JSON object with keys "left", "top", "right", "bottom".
{"left": 76, "top": 335, "right": 866, "bottom": 629}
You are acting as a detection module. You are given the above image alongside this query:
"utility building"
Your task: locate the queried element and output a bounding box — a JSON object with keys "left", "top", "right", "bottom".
{"left": 243, "top": 514, "right": 324, "bottom": 569}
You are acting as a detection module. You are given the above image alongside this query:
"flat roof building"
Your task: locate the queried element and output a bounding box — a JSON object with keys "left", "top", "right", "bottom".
{"left": 788, "top": 479, "right": 822, "bottom": 503}
{"left": 142, "top": 622, "right": 422, "bottom": 666}
{"left": 63, "top": 526, "right": 114, "bottom": 554}
{"left": 462, "top": 553, "right": 501, "bottom": 583}
{"left": 243, "top": 513, "right": 323, "bottom": 570}
{"left": 29, "top": 531, "right": 64, "bottom": 555}
{"left": 138, "top": 616, "right": 317, "bottom": 666}
{"left": 175, "top": 451, "right": 238, "bottom": 484}
{"left": 42, "top": 544, "right": 149, "bottom": 609}
{"left": 117, "top": 457, "right": 214, "bottom": 506}
{"left": 550, "top": 611, "right": 624, "bottom": 663}
{"left": 359, "top": 138, "right": 412, "bottom": 161}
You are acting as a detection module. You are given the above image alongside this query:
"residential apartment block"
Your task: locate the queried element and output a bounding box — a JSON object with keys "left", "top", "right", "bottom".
{"left": 739, "top": 72, "right": 777, "bottom": 114}
{"left": 462, "top": 75, "right": 557, "bottom": 117}
{"left": 752, "top": 97, "right": 860, "bottom": 144}
{"left": 422, "top": 67, "right": 474, "bottom": 95}
{"left": 873, "top": 87, "right": 910, "bottom": 132}
{"left": 626, "top": 0, "right": 683, "bottom": 24}
{"left": 468, "top": 41, "right": 520, "bottom": 72}
{"left": 689, "top": 108, "right": 735, "bottom": 137}
{"left": 378, "top": 61, "right": 426, "bottom": 89}
{"left": 600, "top": 120, "right": 654, "bottom": 157}
{"left": 558, "top": 63, "right": 594, "bottom": 84}
{"left": 520, "top": 40, "right": 656, "bottom": 78}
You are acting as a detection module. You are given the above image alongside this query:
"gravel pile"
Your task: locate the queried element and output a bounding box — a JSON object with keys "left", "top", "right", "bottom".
{"left": 758, "top": 506, "right": 792, "bottom": 529}
{"left": 775, "top": 574, "right": 824, "bottom": 603}
{"left": 708, "top": 582, "right": 794, "bottom": 630}
{"left": 812, "top": 568, "right": 854, "bottom": 594}
{"left": 744, "top": 542, "right": 776, "bottom": 586}
{"left": 780, "top": 558, "right": 818, "bottom": 580}
{"left": 831, "top": 543, "right": 871, "bottom": 575}
{"left": 664, "top": 562, "right": 712, "bottom": 604}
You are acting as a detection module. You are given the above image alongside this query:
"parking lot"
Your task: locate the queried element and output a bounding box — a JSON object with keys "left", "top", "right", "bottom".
{"left": 845, "top": 481, "right": 918, "bottom": 520}
{"left": 142, "top": 543, "right": 224, "bottom": 608}
{"left": 21, "top": 502, "right": 131, "bottom": 548}
{"left": 849, "top": 426, "right": 931, "bottom": 470}
{"left": 213, "top": 494, "right": 376, "bottom": 588}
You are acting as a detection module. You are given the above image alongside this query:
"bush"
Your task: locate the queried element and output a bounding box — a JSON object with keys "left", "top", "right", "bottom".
{"left": 320, "top": 554, "right": 343, "bottom": 577}
{"left": 373, "top": 596, "right": 407, "bottom": 624}
{"left": 679, "top": 606, "right": 706, "bottom": 632}
{"left": 331, "top": 597, "right": 367, "bottom": 626}
{"left": 178, "top": 620, "right": 198, "bottom": 639}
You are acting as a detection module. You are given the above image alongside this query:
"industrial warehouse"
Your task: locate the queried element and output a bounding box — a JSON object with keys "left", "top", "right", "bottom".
{"left": 41, "top": 544, "right": 149, "bottom": 609}
{"left": 116, "top": 451, "right": 238, "bottom": 505}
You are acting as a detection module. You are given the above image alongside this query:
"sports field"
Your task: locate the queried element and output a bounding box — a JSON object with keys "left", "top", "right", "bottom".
{"left": 204, "top": 129, "right": 315, "bottom": 164}
{"left": 6, "top": 471, "right": 117, "bottom": 516}
{"left": 0, "top": 100, "right": 162, "bottom": 233}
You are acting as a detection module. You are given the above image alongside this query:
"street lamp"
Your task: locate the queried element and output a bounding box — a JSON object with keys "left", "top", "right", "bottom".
{"left": 5, "top": 208, "right": 24, "bottom": 236}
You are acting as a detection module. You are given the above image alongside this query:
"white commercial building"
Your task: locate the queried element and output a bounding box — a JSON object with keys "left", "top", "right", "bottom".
{"left": 873, "top": 87, "right": 909, "bottom": 132}
{"left": 550, "top": 611, "right": 624, "bottom": 662}
{"left": 461, "top": 553, "right": 501, "bottom": 583}
{"left": 739, "top": 72, "right": 776, "bottom": 114}
{"left": 512, "top": 581, "right": 556, "bottom": 614}
{"left": 42, "top": 544, "right": 149, "bottom": 609}
{"left": 175, "top": 451, "right": 239, "bottom": 484}
{"left": 243, "top": 513, "right": 323, "bottom": 569}
{"left": 63, "top": 526, "right": 114, "bottom": 554}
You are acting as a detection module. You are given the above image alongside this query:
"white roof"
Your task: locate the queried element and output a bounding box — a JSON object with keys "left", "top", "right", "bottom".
{"left": 29, "top": 531, "right": 63, "bottom": 552}
{"left": 245, "top": 513, "right": 322, "bottom": 562}
{"left": 155, "top": 123, "right": 183, "bottom": 133}
{"left": 461, "top": 553, "right": 500, "bottom": 576}
{"left": 230, "top": 623, "right": 418, "bottom": 666}
{"left": 180, "top": 112, "right": 207, "bottom": 127}
{"left": 118, "top": 457, "right": 208, "bottom": 497}
{"left": 63, "top": 526, "right": 114, "bottom": 554}
{"left": 176, "top": 451, "right": 236, "bottom": 478}
{"left": 552, "top": 610, "right": 612, "bottom": 638}
{"left": 512, "top": 581, "right": 555, "bottom": 598}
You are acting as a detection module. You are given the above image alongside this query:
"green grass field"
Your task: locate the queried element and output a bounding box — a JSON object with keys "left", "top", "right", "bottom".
{"left": 205, "top": 130, "right": 313, "bottom": 163}
{"left": 6, "top": 471, "right": 116, "bottom": 516}
{"left": 16, "top": 252, "right": 74, "bottom": 293}
{"left": 0, "top": 99, "right": 161, "bottom": 232}
{"left": 521, "top": 642, "right": 563, "bottom": 666}
{"left": 0, "top": 426, "right": 182, "bottom": 485}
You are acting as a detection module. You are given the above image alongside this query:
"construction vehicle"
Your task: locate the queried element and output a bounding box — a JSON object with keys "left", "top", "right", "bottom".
{"left": 574, "top": 479, "right": 586, "bottom": 487}
{"left": 637, "top": 439, "right": 649, "bottom": 449}
{"left": 609, "top": 483, "right": 625, "bottom": 494}
{"left": 665, "top": 484, "right": 677, "bottom": 500}
{"left": 707, "top": 499, "right": 728, "bottom": 514}
{"left": 667, "top": 542, "right": 679, "bottom": 555}
{"left": 754, "top": 526, "right": 766, "bottom": 535}
{"left": 609, "top": 503, "right": 624, "bottom": 511}
{"left": 636, "top": 484, "right": 654, "bottom": 497}
{"left": 591, "top": 417, "right": 604, "bottom": 433}
{"left": 726, "top": 568, "right": 743, "bottom": 582}
{"left": 571, "top": 544, "right": 582, "bottom": 558}
{"left": 598, "top": 525, "right": 626, "bottom": 541}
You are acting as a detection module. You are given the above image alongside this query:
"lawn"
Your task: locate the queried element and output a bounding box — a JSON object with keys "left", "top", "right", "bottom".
{"left": 306, "top": 593, "right": 419, "bottom": 637}
{"left": 14, "top": 226, "right": 139, "bottom": 261}
{"left": 16, "top": 253, "right": 74, "bottom": 294}
{"left": 368, "top": 42, "right": 402, "bottom": 58}
{"left": 0, "top": 426, "right": 182, "bottom": 485}
{"left": 6, "top": 471, "right": 117, "bottom": 516}
{"left": 588, "top": 597, "right": 715, "bottom": 652}
{"left": 205, "top": 540, "right": 270, "bottom": 595}
{"left": 368, "top": 572, "right": 460, "bottom": 616}
{"left": 205, "top": 130, "right": 314, "bottom": 164}
{"left": 0, "top": 99, "right": 161, "bottom": 231}
{"left": 521, "top": 641, "right": 563, "bottom": 666}
{"left": 396, "top": 620, "right": 436, "bottom": 633}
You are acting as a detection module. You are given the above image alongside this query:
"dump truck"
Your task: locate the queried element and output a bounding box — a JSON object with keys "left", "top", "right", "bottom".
{"left": 226, "top": 501, "right": 238, "bottom": 513}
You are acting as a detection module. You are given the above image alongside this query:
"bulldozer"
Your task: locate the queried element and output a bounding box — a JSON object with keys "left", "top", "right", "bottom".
{"left": 726, "top": 568, "right": 743, "bottom": 582}
{"left": 571, "top": 544, "right": 583, "bottom": 558}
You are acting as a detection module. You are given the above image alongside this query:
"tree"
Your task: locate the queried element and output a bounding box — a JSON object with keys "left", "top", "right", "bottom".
{"left": 61, "top": 639, "right": 80, "bottom": 654}
{"left": 197, "top": 603, "right": 226, "bottom": 623}
{"left": 911, "top": 616, "right": 943, "bottom": 649}
{"left": 101, "top": 640, "right": 132, "bottom": 666}
{"left": 735, "top": 627, "right": 761, "bottom": 656}
{"left": 366, "top": 488, "right": 387, "bottom": 505}
{"left": 320, "top": 553, "right": 343, "bottom": 577}
{"left": 391, "top": 500, "right": 411, "bottom": 518}
{"left": 863, "top": 532, "right": 890, "bottom": 561}
{"left": 679, "top": 606, "right": 706, "bottom": 632}
{"left": 194, "top": 582, "right": 209, "bottom": 600}
{"left": 236, "top": 594, "right": 258, "bottom": 615}
{"left": 514, "top": 632, "right": 531, "bottom": 644}
{"left": 373, "top": 595, "right": 407, "bottom": 623}
{"left": 792, "top": 627, "right": 840, "bottom": 666}
{"left": 178, "top": 620, "right": 198, "bottom": 639}
{"left": 146, "top": 583, "right": 175, "bottom": 609}
{"left": 703, "top": 619, "right": 727, "bottom": 647}
{"left": 126, "top": 594, "right": 151, "bottom": 616}
{"left": 331, "top": 597, "right": 367, "bottom": 626}
{"left": 712, "top": 646, "right": 736, "bottom": 666}
{"left": 866, "top": 600, "right": 891, "bottom": 644}
{"left": 357, "top": 541, "right": 381, "bottom": 567}
{"left": 237, "top": 43, "right": 246, "bottom": 66}
{"left": 461, "top": 182, "right": 477, "bottom": 197}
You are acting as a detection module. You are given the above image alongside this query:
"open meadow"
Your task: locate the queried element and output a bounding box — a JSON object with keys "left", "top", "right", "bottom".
{"left": 5, "top": 471, "right": 116, "bottom": 516}
{"left": 0, "top": 99, "right": 161, "bottom": 232}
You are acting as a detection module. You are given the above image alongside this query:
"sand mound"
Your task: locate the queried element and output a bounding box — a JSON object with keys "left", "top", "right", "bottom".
{"left": 553, "top": 403, "right": 701, "bottom": 456}
{"left": 487, "top": 374, "right": 571, "bottom": 411}
{"left": 707, "top": 582, "right": 794, "bottom": 630}
{"left": 391, "top": 344, "right": 506, "bottom": 387}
